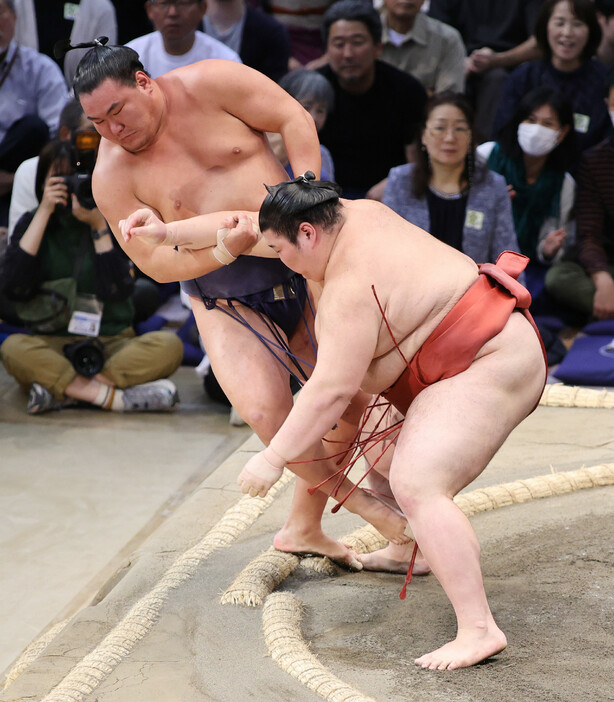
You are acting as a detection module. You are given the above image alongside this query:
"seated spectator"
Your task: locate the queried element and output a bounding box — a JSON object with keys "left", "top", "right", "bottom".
{"left": 382, "top": 92, "right": 520, "bottom": 265}
{"left": 109, "top": 0, "right": 152, "bottom": 44}
{"left": 469, "top": 0, "right": 614, "bottom": 89}
{"left": 478, "top": 87, "right": 577, "bottom": 305}
{"left": 545, "top": 115, "right": 614, "bottom": 323}
{"left": 8, "top": 98, "right": 93, "bottom": 238}
{"left": 13, "top": 0, "right": 117, "bottom": 87}
{"left": 126, "top": 0, "right": 241, "bottom": 79}
{"left": 0, "top": 140, "right": 183, "bottom": 414}
{"left": 0, "top": 0, "right": 69, "bottom": 228}
{"left": 203, "top": 0, "right": 290, "bottom": 81}
{"left": 9, "top": 98, "right": 172, "bottom": 325}
{"left": 269, "top": 69, "right": 335, "bottom": 181}
{"left": 317, "top": 0, "right": 427, "bottom": 199}
{"left": 494, "top": 0, "right": 611, "bottom": 165}
{"left": 429, "top": 0, "right": 543, "bottom": 144}
{"left": 380, "top": 0, "right": 466, "bottom": 94}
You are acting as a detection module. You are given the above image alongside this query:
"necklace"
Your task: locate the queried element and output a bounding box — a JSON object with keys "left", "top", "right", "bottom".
{"left": 428, "top": 183, "right": 467, "bottom": 200}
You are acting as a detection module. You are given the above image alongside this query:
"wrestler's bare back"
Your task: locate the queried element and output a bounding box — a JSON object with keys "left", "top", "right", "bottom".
{"left": 318, "top": 200, "right": 481, "bottom": 392}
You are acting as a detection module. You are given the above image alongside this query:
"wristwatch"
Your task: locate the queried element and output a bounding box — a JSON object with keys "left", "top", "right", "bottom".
{"left": 91, "top": 227, "right": 110, "bottom": 240}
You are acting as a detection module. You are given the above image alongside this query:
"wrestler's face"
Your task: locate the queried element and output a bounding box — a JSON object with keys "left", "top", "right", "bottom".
{"left": 327, "top": 20, "right": 382, "bottom": 93}
{"left": 422, "top": 104, "right": 471, "bottom": 170}
{"left": 80, "top": 75, "right": 159, "bottom": 153}
{"left": 263, "top": 228, "right": 316, "bottom": 279}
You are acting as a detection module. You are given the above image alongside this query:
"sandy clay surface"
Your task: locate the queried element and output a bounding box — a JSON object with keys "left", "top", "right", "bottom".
{"left": 286, "top": 499, "right": 614, "bottom": 702}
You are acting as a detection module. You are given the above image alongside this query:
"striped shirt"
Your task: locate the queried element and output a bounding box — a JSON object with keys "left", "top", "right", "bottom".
{"left": 575, "top": 135, "right": 614, "bottom": 274}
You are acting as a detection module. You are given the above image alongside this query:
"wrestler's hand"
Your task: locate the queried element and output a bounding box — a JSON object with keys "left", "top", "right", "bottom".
{"left": 221, "top": 214, "right": 261, "bottom": 257}
{"left": 119, "top": 209, "right": 171, "bottom": 246}
{"left": 237, "top": 449, "right": 285, "bottom": 498}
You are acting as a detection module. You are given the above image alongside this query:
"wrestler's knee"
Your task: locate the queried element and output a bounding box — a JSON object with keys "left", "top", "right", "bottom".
{"left": 240, "top": 403, "right": 290, "bottom": 444}
{"left": 388, "top": 469, "right": 436, "bottom": 517}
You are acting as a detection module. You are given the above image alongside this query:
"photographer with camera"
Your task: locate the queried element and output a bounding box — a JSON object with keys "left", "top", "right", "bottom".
{"left": 0, "top": 138, "right": 183, "bottom": 414}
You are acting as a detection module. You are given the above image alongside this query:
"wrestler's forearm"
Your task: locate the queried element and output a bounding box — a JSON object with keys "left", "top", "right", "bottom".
{"left": 267, "top": 382, "right": 356, "bottom": 467}
{"left": 166, "top": 211, "right": 260, "bottom": 250}
{"left": 131, "top": 244, "right": 224, "bottom": 284}
{"left": 280, "top": 117, "right": 322, "bottom": 179}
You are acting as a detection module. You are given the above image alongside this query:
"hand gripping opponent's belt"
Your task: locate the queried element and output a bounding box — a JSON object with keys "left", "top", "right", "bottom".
{"left": 380, "top": 250, "right": 548, "bottom": 416}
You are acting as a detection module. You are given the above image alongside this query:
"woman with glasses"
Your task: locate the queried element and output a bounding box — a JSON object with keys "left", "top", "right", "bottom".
{"left": 382, "top": 91, "right": 520, "bottom": 265}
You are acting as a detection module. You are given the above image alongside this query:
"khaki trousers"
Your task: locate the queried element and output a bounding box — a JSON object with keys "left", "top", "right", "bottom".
{"left": 1, "top": 328, "right": 183, "bottom": 399}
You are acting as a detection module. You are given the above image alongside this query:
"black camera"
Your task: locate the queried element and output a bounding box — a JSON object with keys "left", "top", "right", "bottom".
{"left": 63, "top": 338, "right": 105, "bottom": 378}
{"left": 62, "top": 130, "right": 101, "bottom": 210}
{"left": 62, "top": 172, "right": 96, "bottom": 210}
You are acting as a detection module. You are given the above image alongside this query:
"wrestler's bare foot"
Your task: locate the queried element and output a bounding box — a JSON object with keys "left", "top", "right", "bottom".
{"left": 273, "top": 526, "right": 362, "bottom": 571}
{"left": 344, "top": 489, "right": 412, "bottom": 545}
{"left": 415, "top": 622, "right": 507, "bottom": 671}
{"left": 357, "top": 542, "right": 431, "bottom": 575}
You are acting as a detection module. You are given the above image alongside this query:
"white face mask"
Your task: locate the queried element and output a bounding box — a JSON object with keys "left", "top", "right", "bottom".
{"left": 517, "top": 122, "right": 561, "bottom": 157}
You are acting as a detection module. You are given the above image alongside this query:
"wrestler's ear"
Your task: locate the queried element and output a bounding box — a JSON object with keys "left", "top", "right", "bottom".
{"left": 135, "top": 71, "right": 153, "bottom": 93}
{"left": 297, "top": 222, "right": 318, "bottom": 249}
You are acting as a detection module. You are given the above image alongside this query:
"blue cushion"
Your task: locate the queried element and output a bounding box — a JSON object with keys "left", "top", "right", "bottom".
{"left": 553, "top": 335, "right": 614, "bottom": 386}
{"left": 581, "top": 320, "right": 614, "bottom": 336}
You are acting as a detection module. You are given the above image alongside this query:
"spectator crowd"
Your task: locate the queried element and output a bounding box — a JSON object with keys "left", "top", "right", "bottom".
{"left": 3, "top": 0, "right": 614, "bottom": 416}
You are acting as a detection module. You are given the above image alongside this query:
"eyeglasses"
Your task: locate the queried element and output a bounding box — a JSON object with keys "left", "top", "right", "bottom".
{"left": 426, "top": 123, "right": 471, "bottom": 138}
{"left": 149, "top": 0, "right": 199, "bottom": 8}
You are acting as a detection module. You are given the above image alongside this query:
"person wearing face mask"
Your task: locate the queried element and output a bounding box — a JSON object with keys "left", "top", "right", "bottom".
{"left": 477, "top": 87, "right": 576, "bottom": 312}
{"left": 493, "top": 0, "right": 610, "bottom": 167}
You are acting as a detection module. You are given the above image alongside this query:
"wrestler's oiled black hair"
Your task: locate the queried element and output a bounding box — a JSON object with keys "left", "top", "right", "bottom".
{"left": 55, "top": 36, "right": 149, "bottom": 99}
{"left": 259, "top": 172, "right": 342, "bottom": 244}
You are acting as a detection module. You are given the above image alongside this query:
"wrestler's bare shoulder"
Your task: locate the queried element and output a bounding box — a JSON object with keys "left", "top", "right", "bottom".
{"left": 93, "top": 140, "right": 138, "bottom": 195}
{"left": 335, "top": 200, "right": 475, "bottom": 282}
{"left": 158, "top": 60, "right": 275, "bottom": 110}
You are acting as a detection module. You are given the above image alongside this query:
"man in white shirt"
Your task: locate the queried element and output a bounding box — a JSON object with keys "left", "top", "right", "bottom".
{"left": 126, "top": 0, "right": 240, "bottom": 78}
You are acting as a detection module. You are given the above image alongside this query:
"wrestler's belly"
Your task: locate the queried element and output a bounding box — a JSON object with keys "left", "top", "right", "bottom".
{"left": 361, "top": 310, "right": 543, "bottom": 396}
{"left": 361, "top": 339, "right": 422, "bottom": 394}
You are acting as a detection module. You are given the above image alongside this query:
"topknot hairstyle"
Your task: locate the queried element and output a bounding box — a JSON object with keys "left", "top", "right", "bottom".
{"left": 259, "top": 171, "right": 343, "bottom": 243}
{"left": 55, "top": 36, "right": 149, "bottom": 99}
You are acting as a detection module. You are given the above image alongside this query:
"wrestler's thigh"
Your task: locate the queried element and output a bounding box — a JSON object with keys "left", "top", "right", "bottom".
{"left": 191, "top": 298, "right": 293, "bottom": 433}
{"left": 390, "top": 313, "right": 545, "bottom": 499}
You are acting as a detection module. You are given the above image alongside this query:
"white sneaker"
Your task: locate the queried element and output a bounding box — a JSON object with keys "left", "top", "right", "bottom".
{"left": 121, "top": 379, "right": 179, "bottom": 412}
{"left": 229, "top": 406, "right": 246, "bottom": 426}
